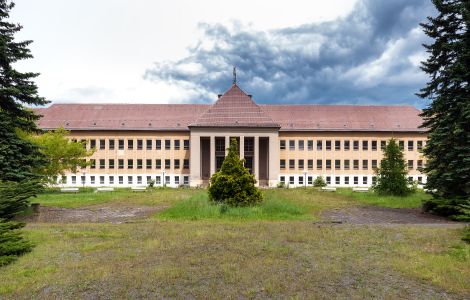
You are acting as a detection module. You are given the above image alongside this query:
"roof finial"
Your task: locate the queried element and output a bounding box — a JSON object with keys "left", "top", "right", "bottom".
{"left": 233, "top": 66, "right": 237, "bottom": 84}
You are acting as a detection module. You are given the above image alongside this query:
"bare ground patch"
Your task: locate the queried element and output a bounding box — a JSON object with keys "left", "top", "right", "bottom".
{"left": 321, "top": 206, "right": 461, "bottom": 225}
{"left": 18, "top": 205, "right": 165, "bottom": 224}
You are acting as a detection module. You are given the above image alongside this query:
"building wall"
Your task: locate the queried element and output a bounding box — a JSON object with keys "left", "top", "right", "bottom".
{"left": 278, "top": 131, "right": 427, "bottom": 187}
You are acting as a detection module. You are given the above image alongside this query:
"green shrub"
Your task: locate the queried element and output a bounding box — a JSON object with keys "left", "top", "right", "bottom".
{"left": 148, "top": 179, "right": 155, "bottom": 188}
{"left": 0, "top": 181, "right": 42, "bottom": 219}
{"left": 208, "top": 139, "right": 262, "bottom": 207}
{"left": 0, "top": 220, "right": 32, "bottom": 267}
{"left": 313, "top": 176, "right": 327, "bottom": 187}
{"left": 277, "top": 181, "right": 286, "bottom": 188}
{"left": 423, "top": 197, "right": 470, "bottom": 221}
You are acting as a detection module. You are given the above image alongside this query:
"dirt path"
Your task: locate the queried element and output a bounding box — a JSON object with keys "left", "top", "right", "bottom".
{"left": 19, "top": 205, "right": 165, "bottom": 224}
{"left": 321, "top": 206, "right": 461, "bottom": 225}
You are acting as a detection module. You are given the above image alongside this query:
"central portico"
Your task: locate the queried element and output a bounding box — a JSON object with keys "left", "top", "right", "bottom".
{"left": 189, "top": 83, "right": 280, "bottom": 187}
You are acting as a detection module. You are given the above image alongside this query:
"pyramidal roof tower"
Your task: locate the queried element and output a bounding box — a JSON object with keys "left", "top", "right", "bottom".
{"left": 190, "top": 68, "right": 280, "bottom": 128}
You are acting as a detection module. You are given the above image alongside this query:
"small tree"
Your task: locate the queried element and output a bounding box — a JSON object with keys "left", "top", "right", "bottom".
{"left": 313, "top": 176, "right": 327, "bottom": 187}
{"left": 373, "top": 139, "right": 411, "bottom": 196}
{"left": 208, "top": 139, "right": 263, "bottom": 207}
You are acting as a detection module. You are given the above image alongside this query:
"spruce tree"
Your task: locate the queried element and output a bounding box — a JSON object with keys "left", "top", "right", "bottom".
{"left": 208, "top": 139, "right": 263, "bottom": 207}
{"left": 418, "top": 0, "right": 470, "bottom": 220}
{"left": 374, "top": 139, "right": 411, "bottom": 196}
{"left": 0, "top": 0, "right": 47, "bottom": 266}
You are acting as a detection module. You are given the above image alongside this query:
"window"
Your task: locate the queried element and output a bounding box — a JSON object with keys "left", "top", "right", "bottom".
{"left": 298, "top": 159, "right": 304, "bottom": 169}
{"left": 308, "top": 140, "right": 313, "bottom": 151}
{"left": 408, "top": 140, "right": 414, "bottom": 151}
{"left": 335, "top": 176, "right": 340, "bottom": 185}
{"left": 317, "top": 140, "right": 322, "bottom": 150}
{"left": 353, "top": 160, "right": 359, "bottom": 170}
{"left": 165, "top": 159, "right": 171, "bottom": 169}
{"left": 399, "top": 140, "right": 404, "bottom": 150}
{"left": 128, "top": 176, "right": 133, "bottom": 185}
{"left": 62, "top": 175, "right": 67, "bottom": 184}
{"left": 128, "top": 139, "right": 134, "bottom": 150}
{"left": 372, "top": 140, "right": 377, "bottom": 151}
{"left": 335, "top": 140, "right": 341, "bottom": 151}
{"left": 380, "top": 140, "right": 386, "bottom": 150}
{"left": 408, "top": 160, "right": 413, "bottom": 170}
{"left": 183, "top": 159, "right": 190, "bottom": 169}
{"left": 289, "top": 159, "right": 295, "bottom": 169}
{"left": 146, "top": 176, "right": 151, "bottom": 184}
{"left": 417, "top": 160, "right": 423, "bottom": 171}
{"left": 109, "top": 176, "right": 114, "bottom": 185}
{"left": 363, "top": 176, "right": 368, "bottom": 185}
{"left": 289, "top": 140, "right": 295, "bottom": 150}
{"left": 354, "top": 176, "right": 358, "bottom": 185}
{"left": 344, "top": 140, "right": 350, "bottom": 150}
{"left": 81, "top": 176, "right": 85, "bottom": 185}
{"left": 90, "top": 176, "right": 94, "bottom": 184}
{"left": 244, "top": 138, "right": 254, "bottom": 152}
{"left": 215, "top": 139, "right": 225, "bottom": 152}
{"left": 146, "top": 159, "right": 152, "bottom": 169}
{"left": 298, "top": 140, "right": 304, "bottom": 151}
{"left": 137, "top": 139, "right": 143, "bottom": 150}
{"left": 372, "top": 176, "right": 377, "bottom": 185}
{"left": 299, "top": 176, "right": 304, "bottom": 185}
{"left": 118, "top": 139, "right": 124, "bottom": 150}
{"left": 307, "top": 176, "right": 313, "bottom": 185}
{"left": 289, "top": 176, "right": 295, "bottom": 185}
{"left": 408, "top": 176, "right": 413, "bottom": 183}
{"left": 156, "top": 159, "right": 162, "bottom": 169}
{"left": 184, "top": 139, "right": 190, "bottom": 150}
{"left": 174, "top": 140, "right": 180, "bottom": 150}
{"left": 90, "top": 139, "right": 96, "bottom": 149}
{"left": 90, "top": 159, "right": 96, "bottom": 169}
{"left": 362, "top": 159, "right": 368, "bottom": 170}
{"left": 118, "top": 159, "right": 124, "bottom": 169}
{"left": 326, "top": 140, "right": 332, "bottom": 150}
{"left": 326, "top": 159, "right": 331, "bottom": 170}
{"left": 137, "top": 176, "right": 142, "bottom": 185}
{"left": 99, "top": 159, "right": 105, "bottom": 169}
{"left": 344, "top": 160, "right": 350, "bottom": 170}
{"left": 165, "top": 139, "right": 171, "bottom": 150}
{"left": 174, "top": 159, "right": 180, "bottom": 169}
{"left": 127, "top": 159, "right": 133, "bottom": 169}
{"left": 100, "top": 176, "right": 105, "bottom": 185}
{"left": 146, "top": 139, "right": 153, "bottom": 150}
{"left": 174, "top": 176, "right": 179, "bottom": 185}
{"left": 316, "top": 159, "right": 322, "bottom": 170}
{"left": 280, "top": 159, "right": 286, "bottom": 169}
{"left": 335, "top": 159, "right": 341, "bottom": 170}
{"left": 308, "top": 159, "right": 313, "bottom": 170}
{"left": 417, "top": 141, "right": 423, "bottom": 150}
{"left": 109, "top": 139, "right": 115, "bottom": 150}
{"left": 372, "top": 160, "right": 377, "bottom": 169}
{"left": 156, "top": 176, "right": 161, "bottom": 185}
{"left": 280, "top": 140, "right": 286, "bottom": 150}
{"left": 119, "top": 176, "right": 124, "bottom": 185}
{"left": 326, "top": 176, "right": 331, "bottom": 185}
{"left": 280, "top": 176, "right": 285, "bottom": 184}
{"left": 183, "top": 176, "right": 189, "bottom": 185}
{"left": 156, "top": 139, "right": 162, "bottom": 150}
{"left": 418, "top": 176, "right": 423, "bottom": 184}
{"left": 344, "top": 176, "right": 350, "bottom": 185}
{"left": 165, "top": 176, "right": 170, "bottom": 185}
{"left": 99, "top": 139, "right": 105, "bottom": 150}
{"left": 362, "top": 140, "right": 368, "bottom": 151}
{"left": 353, "top": 140, "right": 359, "bottom": 150}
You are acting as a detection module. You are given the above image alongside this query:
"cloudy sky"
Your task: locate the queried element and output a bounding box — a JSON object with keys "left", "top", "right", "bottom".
{"left": 12, "top": 0, "right": 435, "bottom": 107}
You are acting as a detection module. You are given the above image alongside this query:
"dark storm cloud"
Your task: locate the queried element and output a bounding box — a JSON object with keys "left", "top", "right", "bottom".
{"left": 144, "top": 0, "right": 435, "bottom": 106}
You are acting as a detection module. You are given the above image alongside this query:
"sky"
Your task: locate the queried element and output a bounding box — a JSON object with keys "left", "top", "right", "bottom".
{"left": 11, "top": 0, "right": 435, "bottom": 107}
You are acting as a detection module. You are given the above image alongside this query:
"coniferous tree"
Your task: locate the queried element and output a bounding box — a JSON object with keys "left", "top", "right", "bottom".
{"left": 0, "top": 0, "right": 47, "bottom": 266}
{"left": 373, "top": 139, "right": 411, "bottom": 196}
{"left": 208, "top": 139, "right": 263, "bottom": 207}
{"left": 418, "top": 0, "right": 470, "bottom": 220}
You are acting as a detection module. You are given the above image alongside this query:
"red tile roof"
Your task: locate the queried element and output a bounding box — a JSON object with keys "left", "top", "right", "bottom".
{"left": 35, "top": 86, "right": 425, "bottom": 132}
{"left": 190, "top": 84, "right": 280, "bottom": 128}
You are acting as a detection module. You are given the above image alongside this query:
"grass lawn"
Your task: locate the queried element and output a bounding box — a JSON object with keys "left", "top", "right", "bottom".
{"left": 4, "top": 188, "right": 467, "bottom": 298}
{"left": 337, "top": 188, "right": 431, "bottom": 208}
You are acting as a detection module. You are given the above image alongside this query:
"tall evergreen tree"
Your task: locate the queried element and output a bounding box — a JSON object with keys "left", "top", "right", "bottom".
{"left": 0, "top": 0, "right": 47, "bottom": 266}
{"left": 418, "top": 0, "right": 470, "bottom": 220}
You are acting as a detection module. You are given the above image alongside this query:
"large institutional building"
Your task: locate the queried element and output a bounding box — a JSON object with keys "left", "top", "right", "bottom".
{"left": 37, "top": 82, "right": 427, "bottom": 188}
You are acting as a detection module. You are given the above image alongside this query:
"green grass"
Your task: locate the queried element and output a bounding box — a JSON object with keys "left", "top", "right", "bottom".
{"left": 337, "top": 188, "right": 431, "bottom": 208}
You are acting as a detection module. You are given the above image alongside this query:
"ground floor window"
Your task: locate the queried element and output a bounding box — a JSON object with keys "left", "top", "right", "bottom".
{"left": 299, "top": 176, "right": 304, "bottom": 185}
{"left": 183, "top": 176, "right": 189, "bottom": 185}
{"left": 156, "top": 176, "right": 161, "bottom": 185}
{"left": 344, "top": 176, "right": 349, "bottom": 185}
{"left": 307, "top": 176, "right": 313, "bottom": 185}
{"left": 354, "top": 176, "right": 358, "bottom": 185}
{"left": 100, "top": 176, "right": 105, "bottom": 185}
{"left": 280, "top": 176, "right": 285, "bottom": 183}
{"left": 372, "top": 176, "right": 377, "bottom": 185}
{"left": 418, "top": 176, "right": 422, "bottom": 184}
{"left": 90, "top": 176, "right": 95, "bottom": 185}
{"left": 335, "top": 176, "right": 340, "bottom": 185}
{"left": 175, "top": 176, "right": 180, "bottom": 185}
{"left": 165, "top": 176, "right": 170, "bottom": 185}
{"left": 289, "top": 176, "right": 295, "bottom": 185}
{"left": 326, "top": 176, "right": 331, "bottom": 185}
{"left": 72, "top": 176, "right": 76, "bottom": 185}
{"left": 137, "top": 176, "right": 142, "bottom": 185}
{"left": 119, "top": 176, "right": 123, "bottom": 184}
{"left": 362, "top": 176, "right": 367, "bottom": 185}
{"left": 128, "top": 176, "right": 133, "bottom": 185}
{"left": 109, "top": 176, "right": 114, "bottom": 185}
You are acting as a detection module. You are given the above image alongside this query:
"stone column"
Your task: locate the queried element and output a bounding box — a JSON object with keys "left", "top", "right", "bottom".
{"left": 239, "top": 136, "right": 245, "bottom": 160}
{"left": 268, "top": 133, "right": 280, "bottom": 187}
{"left": 225, "top": 136, "right": 230, "bottom": 156}
{"left": 254, "top": 136, "right": 259, "bottom": 182}
{"left": 210, "top": 135, "right": 215, "bottom": 176}
{"left": 189, "top": 133, "right": 201, "bottom": 187}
